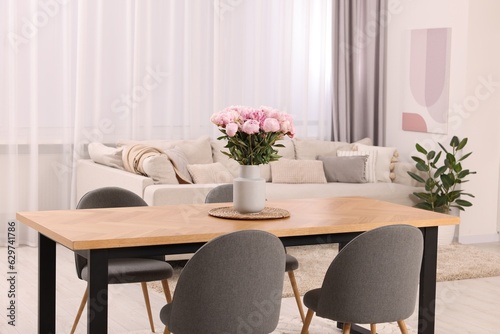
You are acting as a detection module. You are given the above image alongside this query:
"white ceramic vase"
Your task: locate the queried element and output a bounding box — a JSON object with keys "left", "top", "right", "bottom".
{"left": 233, "top": 165, "right": 266, "bottom": 214}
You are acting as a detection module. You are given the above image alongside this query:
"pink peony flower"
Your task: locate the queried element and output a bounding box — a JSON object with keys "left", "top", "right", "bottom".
{"left": 241, "top": 119, "right": 260, "bottom": 134}
{"left": 225, "top": 122, "right": 238, "bottom": 137}
{"left": 263, "top": 118, "right": 280, "bottom": 133}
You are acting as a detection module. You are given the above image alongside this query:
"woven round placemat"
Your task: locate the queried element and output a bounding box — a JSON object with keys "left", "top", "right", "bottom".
{"left": 208, "top": 206, "right": 290, "bottom": 220}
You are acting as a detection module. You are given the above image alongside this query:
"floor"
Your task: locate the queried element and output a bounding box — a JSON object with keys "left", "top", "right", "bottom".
{"left": 1, "top": 242, "right": 500, "bottom": 333}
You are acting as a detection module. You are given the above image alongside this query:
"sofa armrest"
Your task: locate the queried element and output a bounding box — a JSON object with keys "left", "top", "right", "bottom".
{"left": 392, "top": 161, "right": 427, "bottom": 187}
{"left": 76, "top": 160, "right": 154, "bottom": 204}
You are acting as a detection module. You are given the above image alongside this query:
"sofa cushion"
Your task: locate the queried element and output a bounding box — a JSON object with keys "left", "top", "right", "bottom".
{"left": 318, "top": 155, "right": 368, "bottom": 183}
{"left": 187, "top": 162, "right": 233, "bottom": 184}
{"left": 164, "top": 147, "right": 193, "bottom": 184}
{"left": 337, "top": 150, "right": 377, "bottom": 183}
{"left": 88, "top": 142, "right": 124, "bottom": 170}
{"left": 293, "top": 138, "right": 352, "bottom": 160}
{"left": 142, "top": 155, "right": 179, "bottom": 184}
{"left": 270, "top": 159, "right": 327, "bottom": 184}
{"left": 354, "top": 143, "right": 398, "bottom": 183}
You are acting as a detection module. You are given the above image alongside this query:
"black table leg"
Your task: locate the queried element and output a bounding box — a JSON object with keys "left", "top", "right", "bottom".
{"left": 39, "top": 233, "right": 56, "bottom": 334}
{"left": 418, "top": 226, "right": 438, "bottom": 334}
{"left": 87, "top": 249, "right": 109, "bottom": 333}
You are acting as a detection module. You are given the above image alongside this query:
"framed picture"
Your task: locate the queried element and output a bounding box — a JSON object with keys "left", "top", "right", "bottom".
{"left": 402, "top": 27, "right": 452, "bottom": 134}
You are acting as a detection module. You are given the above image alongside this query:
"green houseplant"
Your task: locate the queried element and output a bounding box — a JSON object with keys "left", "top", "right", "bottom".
{"left": 407, "top": 136, "right": 476, "bottom": 213}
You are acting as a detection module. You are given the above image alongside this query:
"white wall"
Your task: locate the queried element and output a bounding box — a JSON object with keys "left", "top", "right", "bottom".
{"left": 386, "top": 0, "right": 500, "bottom": 243}
{"left": 459, "top": 0, "right": 500, "bottom": 243}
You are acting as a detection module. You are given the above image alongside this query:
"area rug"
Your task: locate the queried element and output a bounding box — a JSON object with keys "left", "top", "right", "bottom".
{"left": 149, "top": 243, "right": 500, "bottom": 298}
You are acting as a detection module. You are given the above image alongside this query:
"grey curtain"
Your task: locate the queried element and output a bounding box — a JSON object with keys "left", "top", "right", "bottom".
{"left": 332, "top": 0, "right": 386, "bottom": 145}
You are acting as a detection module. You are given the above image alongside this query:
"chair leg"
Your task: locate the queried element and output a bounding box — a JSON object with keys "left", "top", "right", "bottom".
{"left": 300, "top": 309, "right": 315, "bottom": 334}
{"left": 370, "top": 323, "right": 376, "bottom": 334}
{"left": 70, "top": 287, "right": 88, "bottom": 334}
{"left": 398, "top": 320, "right": 409, "bottom": 334}
{"left": 161, "top": 279, "right": 172, "bottom": 303}
{"left": 141, "top": 282, "right": 155, "bottom": 333}
{"left": 287, "top": 270, "right": 306, "bottom": 322}
{"left": 343, "top": 322, "right": 351, "bottom": 334}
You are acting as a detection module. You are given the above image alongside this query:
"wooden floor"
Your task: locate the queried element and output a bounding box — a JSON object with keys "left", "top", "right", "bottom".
{"left": 1, "top": 242, "right": 500, "bottom": 333}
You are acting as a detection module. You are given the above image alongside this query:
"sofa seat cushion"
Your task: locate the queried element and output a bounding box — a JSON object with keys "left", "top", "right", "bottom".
{"left": 265, "top": 182, "right": 420, "bottom": 207}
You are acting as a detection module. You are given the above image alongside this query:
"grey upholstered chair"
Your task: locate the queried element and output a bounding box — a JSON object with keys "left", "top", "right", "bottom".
{"left": 160, "top": 230, "right": 286, "bottom": 334}
{"left": 70, "top": 187, "right": 174, "bottom": 334}
{"left": 300, "top": 224, "right": 424, "bottom": 334}
{"left": 205, "top": 184, "right": 306, "bottom": 322}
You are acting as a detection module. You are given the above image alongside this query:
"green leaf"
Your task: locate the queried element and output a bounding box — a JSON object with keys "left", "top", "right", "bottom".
{"left": 459, "top": 152, "right": 472, "bottom": 161}
{"left": 411, "top": 156, "right": 426, "bottom": 165}
{"left": 416, "top": 143, "right": 428, "bottom": 155}
{"left": 413, "top": 192, "right": 433, "bottom": 201}
{"left": 432, "top": 151, "right": 442, "bottom": 165}
{"left": 457, "top": 137, "right": 468, "bottom": 150}
{"left": 414, "top": 202, "right": 434, "bottom": 211}
{"left": 434, "top": 166, "right": 447, "bottom": 178}
{"left": 455, "top": 199, "right": 473, "bottom": 207}
{"left": 441, "top": 174, "right": 454, "bottom": 188}
{"left": 450, "top": 136, "right": 460, "bottom": 147}
{"left": 416, "top": 161, "right": 429, "bottom": 172}
{"left": 438, "top": 142, "right": 449, "bottom": 154}
{"left": 427, "top": 151, "right": 436, "bottom": 160}
{"left": 407, "top": 172, "right": 426, "bottom": 183}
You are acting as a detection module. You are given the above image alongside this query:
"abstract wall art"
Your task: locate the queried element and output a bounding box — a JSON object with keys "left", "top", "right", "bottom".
{"left": 402, "top": 27, "right": 452, "bottom": 134}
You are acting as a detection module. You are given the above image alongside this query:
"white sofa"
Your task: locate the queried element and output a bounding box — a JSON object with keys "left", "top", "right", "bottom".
{"left": 76, "top": 136, "right": 423, "bottom": 207}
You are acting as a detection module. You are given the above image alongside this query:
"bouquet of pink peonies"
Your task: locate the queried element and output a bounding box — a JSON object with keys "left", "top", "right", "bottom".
{"left": 211, "top": 105, "right": 295, "bottom": 165}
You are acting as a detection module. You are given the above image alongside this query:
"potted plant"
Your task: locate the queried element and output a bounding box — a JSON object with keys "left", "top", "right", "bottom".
{"left": 407, "top": 136, "right": 476, "bottom": 214}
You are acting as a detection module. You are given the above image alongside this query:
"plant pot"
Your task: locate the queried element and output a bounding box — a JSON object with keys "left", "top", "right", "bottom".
{"left": 438, "top": 207, "right": 460, "bottom": 245}
{"left": 233, "top": 165, "right": 266, "bottom": 214}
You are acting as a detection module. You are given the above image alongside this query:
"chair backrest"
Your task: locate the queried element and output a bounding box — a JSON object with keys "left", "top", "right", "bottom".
{"left": 317, "top": 224, "right": 423, "bottom": 324}
{"left": 76, "top": 187, "right": 148, "bottom": 209}
{"left": 205, "top": 184, "right": 233, "bottom": 203}
{"left": 74, "top": 187, "right": 150, "bottom": 279}
{"left": 168, "top": 230, "right": 285, "bottom": 334}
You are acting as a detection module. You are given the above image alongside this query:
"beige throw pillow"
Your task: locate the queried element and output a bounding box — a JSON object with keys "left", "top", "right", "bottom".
{"left": 142, "top": 155, "right": 178, "bottom": 184}
{"left": 187, "top": 163, "right": 234, "bottom": 184}
{"left": 88, "top": 142, "right": 124, "bottom": 170}
{"left": 271, "top": 159, "right": 327, "bottom": 184}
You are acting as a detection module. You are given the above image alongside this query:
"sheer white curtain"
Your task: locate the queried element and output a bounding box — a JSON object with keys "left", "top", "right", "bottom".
{"left": 1, "top": 0, "right": 332, "bottom": 246}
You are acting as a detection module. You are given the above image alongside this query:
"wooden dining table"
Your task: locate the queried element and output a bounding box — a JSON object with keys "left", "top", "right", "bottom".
{"left": 16, "top": 196, "right": 458, "bottom": 334}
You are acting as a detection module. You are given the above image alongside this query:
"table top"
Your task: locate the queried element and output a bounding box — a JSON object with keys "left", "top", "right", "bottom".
{"left": 16, "top": 197, "right": 459, "bottom": 250}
